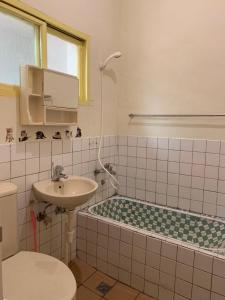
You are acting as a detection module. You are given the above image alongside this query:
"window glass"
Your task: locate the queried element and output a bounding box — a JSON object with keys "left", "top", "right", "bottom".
{"left": 0, "top": 10, "right": 38, "bottom": 85}
{"left": 47, "top": 31, "right": 79, "bottom": 77}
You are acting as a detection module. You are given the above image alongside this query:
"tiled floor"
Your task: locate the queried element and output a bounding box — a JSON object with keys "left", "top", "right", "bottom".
{"left": 69, "top": 259, "right": 155, "bottom": 300}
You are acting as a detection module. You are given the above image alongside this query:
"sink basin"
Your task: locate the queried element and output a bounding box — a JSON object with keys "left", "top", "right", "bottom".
{"left": 33, "top": 176, "right": 98, "bottom": 209}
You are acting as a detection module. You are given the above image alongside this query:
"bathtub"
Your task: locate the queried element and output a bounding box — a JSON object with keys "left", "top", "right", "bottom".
{"left": 77, "top": 196, "right": 225, "bottom": 300}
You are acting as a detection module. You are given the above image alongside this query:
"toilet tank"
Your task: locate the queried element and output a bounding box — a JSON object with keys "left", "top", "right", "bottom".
{"left": 0, "top": 183, "right": 18, "bottom": 259}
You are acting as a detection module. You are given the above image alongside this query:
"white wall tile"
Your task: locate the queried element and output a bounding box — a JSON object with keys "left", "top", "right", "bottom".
{"left": 147, "top": 148, "right": 157, "bottom": 159}
{"left": 73, "top": 138, "right": 82, "bottom": 152}
{"left": 137, "top": 137, "right": 147, "bottom": 147}
{"left": 220, "top": 155, "right": 225, "bottom": 167}
{"left": 40, "top": 141, "right": 51, "bottom": 157}
{"left": 168, "top": 150, "right": 180, "bottom": 162}
{"left": 204, "top": 191, "right": 217, "bottom": 204}
{"left": 137, "top": 158, "right": 147, "bottom": 169}
{"left": 158, "top": 138, "right": 168, "bottom": 149}
{"left": 147, "top": 137, "right": 158, "bottom": 149}
{"left": 190, "top": 200, "right": 203, "bottom": 214}
{"left": 52, "top": 154, "right": 63, "bottom": 166}
{"left": 181, "top": 139, "right": 193, "bottom": 151}
{"left": 26, "top": 173, "right": 38, "bottom": 191}
{"left": 205, "top": 166, "right": 218, "bottom": 179}
{"left": 169, "top": 138, "right": 180, "bottom": 150}
{"left": 217, "top": 193, "right": 225, "bottom": 206}
{"left": 26, "top": 142, "right": 39, "bottom": 158}
{"left": 63, "top": 139, "right": 72, "bottom": 153}
{"left": 179, "top": 187, "right": 191, "bottom": 199}
{"left": 206, "top": 153, "right": 220, "bottom": 166}
{"left": 127, "top": 147, "right": 136, "bottom": 158}
{"left": 168, "top": 162, "right": 179, "bottom": 174}
{"left": 178, "top": 198, "right": 190, "bottom": 211}
{"left": 147, "top": 159, "right": 157, "bottom": 170}
{"left": 40, "top": 156, "right": 51, "bottom": 172}
{"left": 221, "top": 141, "right": 225, "bottom": 155}
{"left": 192, "top": 177, "right": 204, "bottom": 189}
{"left": 11, "top": 143, "right": 25, "bottom": 161}
{"left": 193, "top": 139, "right": 206, "bottom": 152}
{"left": 203, "top": 203, "right": 216, "bottom": 216}
{"left": 180, "top": 151, "right": 192, "bottom": 164}
{"left": 52, "top": 140, "right": 62, "bottom": 155}
{"left": 157, "top": 172, "right": 167, "bottom": 183}
{"left": 167, "top": 185, "right": 178, "bottom": 197}
{"left": 219, "top": 168, "right": 225, "bottom": 180}
{"left": 180, "top": 163, "right": 192, "bottom": 175}
{"left": 156, "top": 182, "right": 167, "bottom": 194}
{"left": 11, "top": 176, "right": 26, "bottom": 193}
{"left": 0, "top": 144, "right": 10, "bottom": 162}
{"left": 204, "top": 178, "right": 218, "bottom": 192}
{"left": 192, "top": 164, "right": 205, "bottom": 177}
{"left": 193, "top": 152, "right": 206, "bottom": 165}
{"left": 128, "top": 136, "right": 137, "bottom": 147}
{"left": 11, "top": 160, "right": 25, "bottom": 178}
{"left": 63, "top": 153, "right": 73, "bottom": 166}
{"left": 118, "top": 136, "right": 127, "bottom": 146}
{"left": 217, "top": 205, "right": 225, "bottom": 218}
{"left": 157, "top": 160, "right": 168, "bottom": 172}
{"left": 207, "top": 140, "right": 220, "bottom": 154}
{"left": 179, "top": 175, "right": 191, "bottom": 187}
{"left": 157, "top": 149, "right": 168, "bottom": 161}
{"left": 191, "top": 188, "right": 204, "bottom": 201}
{"left": 168, "top": 173, "right": 179, "bottom": 185}
{"left": 0, "top": 162, "right": 10, "bottom": 180}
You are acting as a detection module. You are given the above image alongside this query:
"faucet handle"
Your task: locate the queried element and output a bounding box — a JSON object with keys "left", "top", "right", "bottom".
{"left": 55, "top": 165, "right": 64, "bottom": 172}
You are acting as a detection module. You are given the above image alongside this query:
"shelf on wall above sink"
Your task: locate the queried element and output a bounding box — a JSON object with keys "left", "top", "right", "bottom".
{"left": 20, "top": 65, "right": 79, "bottom": 126}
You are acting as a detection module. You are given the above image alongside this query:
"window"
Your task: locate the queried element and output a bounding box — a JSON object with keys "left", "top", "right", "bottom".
{"left": 0, "top": 9, "right": 40, "bottom": 85}
{"left": 0, "top": 1, "right": 89, "bottom": 103}
{"left": 47, "top": 29, "right": 80, "bottom": 77}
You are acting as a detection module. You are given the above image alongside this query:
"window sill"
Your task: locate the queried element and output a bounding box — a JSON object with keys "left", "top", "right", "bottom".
{"left": 0, "top": 83, "right": 20, "bottom": 97}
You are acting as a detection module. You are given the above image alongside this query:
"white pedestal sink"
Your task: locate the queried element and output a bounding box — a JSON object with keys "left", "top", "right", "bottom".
{"left": 33, "top": 176, "right": 98, "bottom": 265}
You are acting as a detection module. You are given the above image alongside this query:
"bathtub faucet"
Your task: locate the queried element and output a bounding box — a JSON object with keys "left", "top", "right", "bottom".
{"left": 94, "top": 163, "right": 116, "bottom": 176}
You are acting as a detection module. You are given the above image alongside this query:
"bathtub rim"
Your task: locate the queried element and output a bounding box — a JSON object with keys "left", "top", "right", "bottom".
{"left": 82, "top": 195, "right": 225, "bottom": 260}
{"left": 88, "top": 195, "right": 225, "bottom": 225}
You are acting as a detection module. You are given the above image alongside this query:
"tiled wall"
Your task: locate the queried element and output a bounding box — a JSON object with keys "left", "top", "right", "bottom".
{"left": 77, "top": 212, "right": 225, "bottom": 300}
{"left": 2, "top": 134, "right": 225, "bottom": 263}
{"left": 117, "top": 136, "right": 225, "bottom": 218}
{"left": 0, "top": 136, "right": 117, "bottom": 260}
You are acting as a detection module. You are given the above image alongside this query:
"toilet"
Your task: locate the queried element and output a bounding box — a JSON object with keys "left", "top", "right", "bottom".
{"left": 0, "top": 182, "right": 77, "bottom": 300}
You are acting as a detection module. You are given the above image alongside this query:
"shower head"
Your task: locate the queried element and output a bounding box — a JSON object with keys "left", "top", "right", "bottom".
{"left": 100, "top": 51, "right": 122, "bottom": 71}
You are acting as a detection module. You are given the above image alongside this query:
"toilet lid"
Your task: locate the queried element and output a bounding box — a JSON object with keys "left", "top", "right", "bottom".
{"left": 2, "top": 251, "right": 76, "bottom": 300}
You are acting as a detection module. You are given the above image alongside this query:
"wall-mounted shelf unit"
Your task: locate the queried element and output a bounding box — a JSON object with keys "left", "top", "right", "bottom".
{"left": 20, "top": 65, "right": 79, "bottom": 126}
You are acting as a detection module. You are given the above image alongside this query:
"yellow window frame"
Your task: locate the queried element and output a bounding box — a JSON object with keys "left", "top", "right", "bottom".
{"left": 0, "top": 2, "right": 46, "bottom": 97}
{"left": 47, "top": 27, "right": 87, "bottom": 103}
{"left": 0, "top": 0, "right": 90, "bottom": 104}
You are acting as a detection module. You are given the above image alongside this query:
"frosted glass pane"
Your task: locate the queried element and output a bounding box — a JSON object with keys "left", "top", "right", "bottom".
{"left": 47, "top": 32, "right": 79, "bottom": 77}
{"left": 0, "top": 11, "right": 37, "bottom": 85}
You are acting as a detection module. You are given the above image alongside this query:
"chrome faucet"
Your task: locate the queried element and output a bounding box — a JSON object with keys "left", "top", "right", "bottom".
{"left": 52, "top": 165, "right": 68, "bottom": 181}
{"left": 94, "top": 163, "right": 116, "bottom": 176}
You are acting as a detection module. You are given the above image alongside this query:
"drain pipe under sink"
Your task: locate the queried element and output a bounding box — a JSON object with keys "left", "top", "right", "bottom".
{"left": 64, "top": 209, "right": 77, "bottom": 266}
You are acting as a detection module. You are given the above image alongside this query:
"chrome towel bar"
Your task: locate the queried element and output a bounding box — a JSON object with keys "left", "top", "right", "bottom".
{"left": 129, "top": 113, "right": 225, "bottom": 118}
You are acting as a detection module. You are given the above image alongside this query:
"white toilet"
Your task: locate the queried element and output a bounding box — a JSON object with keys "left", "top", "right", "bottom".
{"left": 0, "top": 182, "right": 77, "bottom": 300}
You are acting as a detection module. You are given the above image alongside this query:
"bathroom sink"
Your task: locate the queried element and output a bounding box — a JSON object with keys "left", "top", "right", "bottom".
{"left": 33, "top": 176, "right": 98, "bottom": 209}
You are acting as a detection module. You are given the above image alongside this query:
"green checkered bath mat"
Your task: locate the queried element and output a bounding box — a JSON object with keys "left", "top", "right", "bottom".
{"left": 90, "top": 197, "right": 225, "bottom": 250}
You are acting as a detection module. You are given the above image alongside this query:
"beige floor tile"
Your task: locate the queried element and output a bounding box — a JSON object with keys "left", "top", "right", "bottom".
{"left": 69, "top": 258, "right": 96, "bottom": 285}
{"left": 83, "top": 271, "right": 116, "bottom": 296}
{"left": 105, "top": 282, "right": 139, "bottom": 300}
{"left": 77, "top": 286, "right": 102, "bottom": 300}
{"left": 136, "top": 293, "right": 156, "bottom": 300}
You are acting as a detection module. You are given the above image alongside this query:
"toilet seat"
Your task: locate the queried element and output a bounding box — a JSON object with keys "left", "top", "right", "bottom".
{"left": 2, "top": 251, "right": 76, "bottom": 300}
